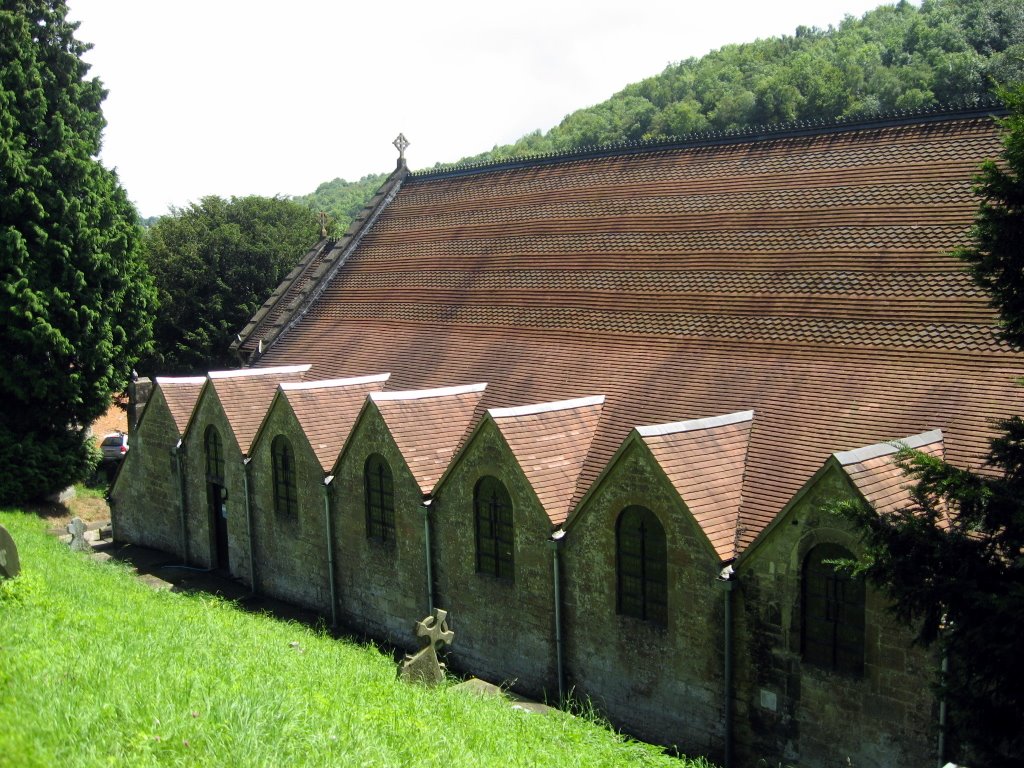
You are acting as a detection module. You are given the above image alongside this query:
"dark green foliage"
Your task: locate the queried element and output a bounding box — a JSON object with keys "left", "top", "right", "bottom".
{"left": 0, "top": 0, "right": 155, "bottom": 502}
{"left": 838, "top": 84, "right": 1024, "bottom": 767}
{"left": 958, "top": 85, "right": 1024, "bottom": 346}
{"left": 139, "top": 195, "right": 318, "bottom": 375}
{"left": 453, "top": 0, "right": 1023, "bottom": 166}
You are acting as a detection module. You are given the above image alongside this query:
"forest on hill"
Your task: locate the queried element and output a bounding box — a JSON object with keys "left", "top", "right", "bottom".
{"left": 297, "top": 0, "right": 1022, "bottom": 232}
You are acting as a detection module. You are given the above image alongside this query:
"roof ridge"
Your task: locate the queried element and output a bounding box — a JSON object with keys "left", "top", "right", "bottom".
{"left": 280, "top": 373, "right": 390, "bottom": 391}
{"left": 489, "top": 395, "right": 605, "bottom": 419}
{"left": 209, "top": 364, "right": 310, "bottom": 379}
{"left": 371, "top": 382, "right": 487, "bottom": 401}
{"left": 155, "top": 375, "right": 206, "bottom": 385}
{"left": 411, "top": 96, "right": 1006, "bottom": 181}
{"left": 637, "top": 409, "right": 754, "bottom": 437}
{"left": 834, "top": 428, "right": 944, "bottom": 466}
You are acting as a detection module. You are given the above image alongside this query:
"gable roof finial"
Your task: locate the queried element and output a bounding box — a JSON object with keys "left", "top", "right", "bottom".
{"left": 393, "top": 133, "right": 410, "bottom": 168}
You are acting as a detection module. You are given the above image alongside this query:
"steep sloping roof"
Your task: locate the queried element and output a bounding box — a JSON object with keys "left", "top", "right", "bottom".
{"left": 489, "top": 396, "right": 604, "bottom": 526}
{"left": 279, "top": 374, "right": 390, "bottom": 471}
{"left": 369, "top": 384, "right": 486, "bottom": 493}
{"left": 154, "top": 376, "right": 206, "bottom": 435}
{"left": 246, "top": 107, "right": 1024, "bottom": 557}
{"left": 638, "top": 410, "right": 753, "bottom": 561}
{"left": 836, "top": 429, "right": 945, "bottom": 515}
{"left": 207, "top": 365, "right": 310, "bottom": 454}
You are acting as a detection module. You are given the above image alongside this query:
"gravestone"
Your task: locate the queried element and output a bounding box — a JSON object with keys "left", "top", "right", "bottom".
{"left": 67, "top": 517, "right": 91, "bottom": 552}
{"left": 0, "top": 524, "right": 20, "bottom": 579}
{"left": 399, "top": 608, "right": 454, "bottom": 685}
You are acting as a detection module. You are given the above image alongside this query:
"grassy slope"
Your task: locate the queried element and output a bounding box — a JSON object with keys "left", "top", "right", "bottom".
{"left": 0, "top": 512, "right": 710, "bottom": 768}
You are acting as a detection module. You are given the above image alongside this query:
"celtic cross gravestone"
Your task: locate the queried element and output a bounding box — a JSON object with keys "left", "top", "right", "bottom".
{"left": 399, "top": 608, "right": 454, "bottom": 685}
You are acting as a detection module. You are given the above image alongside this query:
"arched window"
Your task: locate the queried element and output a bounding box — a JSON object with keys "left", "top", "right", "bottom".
{"left": 364, "top": 454, "right": 395, "bottom": 541}
{"left": 616, "top": 505, "right": 667, "bottom": 626}
{"left": 802, "top": 543, "right": 865, "bottom": 675}
{"left": 271, "top": 435, "right": 297, "bottom": 517}
{"left": 474, "top": 476, "right": 513, "bottom": 580}
{"left": 204, "top": 425, "right": 224, "bottom": 481}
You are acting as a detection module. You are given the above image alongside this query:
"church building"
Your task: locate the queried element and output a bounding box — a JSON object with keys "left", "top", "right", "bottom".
{"left": 111, "top": 101, "right": 1023, "bottom": 767}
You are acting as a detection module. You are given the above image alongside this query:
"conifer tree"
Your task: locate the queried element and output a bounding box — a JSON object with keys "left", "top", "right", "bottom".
{"left": 840, "top": 85, "right": 1024, "bottom": 767}
{"left": 0, "top": 1, "right": 155, "bottom": 501}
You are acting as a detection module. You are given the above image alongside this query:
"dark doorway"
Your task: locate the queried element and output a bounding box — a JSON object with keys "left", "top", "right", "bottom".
{"left": 208, "top": 482, "right": 229, "bottom": 571}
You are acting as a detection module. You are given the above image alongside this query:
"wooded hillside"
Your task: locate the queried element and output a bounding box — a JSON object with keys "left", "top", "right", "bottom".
{"left": 298, "top": 0, "right": 1022, "bottom": 231}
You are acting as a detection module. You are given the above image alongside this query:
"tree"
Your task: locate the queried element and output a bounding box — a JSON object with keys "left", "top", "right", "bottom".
{"left": 0, "top": 0, "right": 155, "bottom": 502}
{"left": 838, "top": 85, "right": 1024, "bottom": 767}
{"left": 140, "top": 195, "right": 318, "bottom": 375}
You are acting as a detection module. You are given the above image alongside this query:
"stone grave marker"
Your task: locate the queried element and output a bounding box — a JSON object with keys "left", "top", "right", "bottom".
{"left": 399, "top": 608, "right": 454, "bottom": 685}
{"left": 67, "top": 517, "right": 91, "bottom": 552}
{"left": 0, "top": 524, "right": 20, "bottom": 579}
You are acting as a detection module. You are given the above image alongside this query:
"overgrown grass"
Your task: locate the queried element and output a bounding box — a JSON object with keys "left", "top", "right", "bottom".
{"left": 0, "top": 512, "right": 713, "bottom": 767}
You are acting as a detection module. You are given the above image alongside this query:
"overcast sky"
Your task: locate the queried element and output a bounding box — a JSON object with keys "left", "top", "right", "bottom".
{"left": 67, "top": 0, "right": 898, "bottom": 218}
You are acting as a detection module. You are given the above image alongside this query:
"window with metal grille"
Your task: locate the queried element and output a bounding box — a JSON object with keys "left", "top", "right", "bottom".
{"left": 204, "top": 425, "right": 224, "bottom": 481}
{"left": 271, "top": 435, "right": 297, "bottom": 517}
{"left": 364, "top": 454, "right": 395, "bottom": 541}
{"left": 474, "top": 476, "right": 513, "bottom": 580}
{"left": 616, "top": 505, "right": 667, "bottom": 626}
{"left": 802, "top": 543, "right": 865, "bottom": 675}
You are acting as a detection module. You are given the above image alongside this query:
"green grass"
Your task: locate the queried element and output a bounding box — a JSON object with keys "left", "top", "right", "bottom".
{"left": 0, "top": 511, "right": 713, "bottom": 767}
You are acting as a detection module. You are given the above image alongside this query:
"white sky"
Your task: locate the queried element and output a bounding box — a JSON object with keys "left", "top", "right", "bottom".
{"left": 67, "top": 0, "right": 898, "bottom": 218}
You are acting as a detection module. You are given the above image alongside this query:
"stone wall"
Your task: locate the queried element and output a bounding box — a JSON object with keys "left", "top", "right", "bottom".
{"left": 432, "top": 422, "right": 558, "bottom": 699}
{"left": 733, "top": 464, "right": 937, "bottom": 767}
{"left": 181, "top": 392, "right": 250, "bottom": 580}
{"left": 561, "top": 440, "right": 727, "bottom": 760}
{"left": 247, "top": 401, "right": 330, "bottom": 611}
{"left": 110, "top": 389, "right": 182, "bottom": 555}
{"left": 331, "top": 406, "right": 430, "bottom": 648}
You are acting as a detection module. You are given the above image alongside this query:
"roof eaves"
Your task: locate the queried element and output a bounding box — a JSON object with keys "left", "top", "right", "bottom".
{"left": 232, "top": 238, "right": 333, "bottom": 354}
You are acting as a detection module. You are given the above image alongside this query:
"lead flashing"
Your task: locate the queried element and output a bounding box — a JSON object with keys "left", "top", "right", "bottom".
{"left": 370, "top": 382, "right": 487, "bottom": 402}
{"left": 834, "top": 429, "right": 944, "bottom": 466}
{"left": 637, "top": 410, "right": 754, "bottom": 437}
{"left": 156, "top": 376, "right": 206, "bottom": 386}
{"left": 280, "top": 373, "right": 390, "bottom": 391}
{"left": 489, "top": 395, "right": 605, "bottom": 419}
{"left": 209, "top": 364, "right": 311, "bottom": 379}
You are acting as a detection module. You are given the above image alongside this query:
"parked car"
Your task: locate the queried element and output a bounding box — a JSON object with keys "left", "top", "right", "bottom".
{"left": 100, "top": 432, "right": 128, "bottom": 464}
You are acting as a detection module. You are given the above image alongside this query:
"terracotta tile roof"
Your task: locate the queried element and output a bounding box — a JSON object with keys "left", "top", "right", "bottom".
{"left": 488, "top": 396, "right": 605, "bottom": 526}
{"left": 278, "top": 374, "right": 390, "bottom": 471}
{"left": 242, "top": 110, "right": 1024, "bottom": 558}
{"left": 154, "top": 376, "right": 206, "bottom": 435}
{"left": 206, "top": 365, "right": 310, "bottom": 455}
{"left": 369, "top": 384, "right": 487, "bottom": 493}
{"left": 836, "top": 429, "right": 945, "bottom": 516}
{"left": 638, "top": 411, "right": 753, "bottom": 561}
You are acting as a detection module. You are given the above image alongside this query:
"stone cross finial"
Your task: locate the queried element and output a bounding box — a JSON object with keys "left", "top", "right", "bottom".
{"left": 318, "top": 211, "right": 328, "bottom": 239}
{"left": 399, "top": 608, "right": 453, "bottom": 685}
{"left": 393, "top": 133, "right": 410, "bottom": 160}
